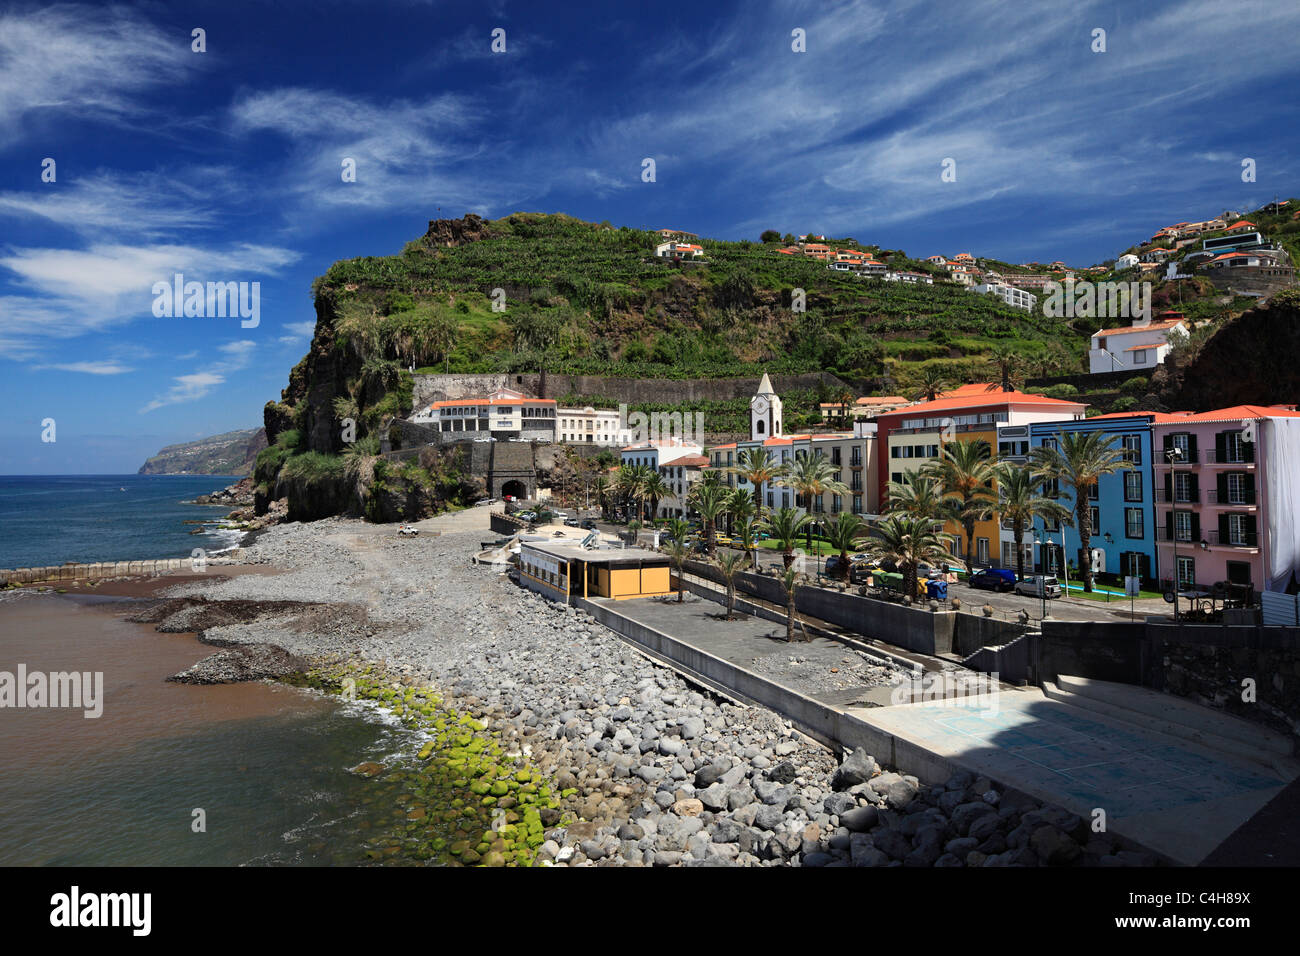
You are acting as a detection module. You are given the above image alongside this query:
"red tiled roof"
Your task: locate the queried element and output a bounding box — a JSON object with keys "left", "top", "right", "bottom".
{"left": 1092, "top": 318, "right": 1184, "bottom": 337}
{"left": 1228, "top": 221, "right": 1256, "bottom": 230}
{"left": 1164, "top": 405, "right": 1300, "bottom": 424}
{"left": 888, "top": 384, "right": 1087, "bottom": 416}
{"left": 429, "top": 397, "right": 554, "bottom": 408}
{"left": 673, "top": 455, "right": 710, "bottom": 467}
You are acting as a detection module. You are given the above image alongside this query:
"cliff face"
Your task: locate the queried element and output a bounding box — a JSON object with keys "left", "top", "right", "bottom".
{"left": 1161, "top": 290, "right": 1300, "bottom": 410}
{"left": 138, "top": 428, "right": 267, "bottom": 475}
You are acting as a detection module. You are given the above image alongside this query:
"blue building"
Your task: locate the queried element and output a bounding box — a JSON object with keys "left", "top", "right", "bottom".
{"left": 1025, "top": 414, "right": 1160, "bottom": 588}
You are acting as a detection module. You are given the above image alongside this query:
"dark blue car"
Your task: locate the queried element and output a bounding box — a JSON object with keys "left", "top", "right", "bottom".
{"left": 969, "top": 568, "right": 1017, "bottom": 592}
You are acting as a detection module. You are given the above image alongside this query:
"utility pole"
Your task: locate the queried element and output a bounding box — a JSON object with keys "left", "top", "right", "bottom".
{"left": 1166, "top": 446, "right": 1183, "bottom": 624}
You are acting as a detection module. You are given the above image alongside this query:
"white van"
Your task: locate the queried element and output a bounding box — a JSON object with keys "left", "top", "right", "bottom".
{"left": 1015, "top": 574, "right": 1062, "bottom": 598}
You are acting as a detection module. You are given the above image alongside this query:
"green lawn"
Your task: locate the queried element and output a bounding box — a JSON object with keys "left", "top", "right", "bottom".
{"left": 1062, "top": 582, "right": 1163, "bottom": 602}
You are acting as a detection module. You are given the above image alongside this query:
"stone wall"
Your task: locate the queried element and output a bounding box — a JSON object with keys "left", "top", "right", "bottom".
{"left": 413, "top": 371, "right": 847, "bottom": 408}
{"left": 0, "top": 556, "right": 235, "bottom": 586}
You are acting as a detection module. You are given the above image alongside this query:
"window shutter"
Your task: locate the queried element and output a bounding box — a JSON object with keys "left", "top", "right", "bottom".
{"left": 1219, "top": 513, "right": 1229, "bottom": 544}
{"left": 1190, "top": 513, "right": 1200, "bottom": 540}
{"left": 1189, "top": 473, "right": 1199, "bottom": 498}
{"left": 1244, "top": 437, "right": 1255, "bottom": 463}
{"left": 1245, "top": 514, "right": 1257, "bottom": 544}
{"left": 1187, "top": 434, "right": 1198, "bottom": 458}
{"left": 1215, "top": 431, "right": 1227, "bottom": 461}
{"left": 1164, "top": 472, "right": 1172, "bottom": 500}
{"left": 1165, "top": 510, "right": 1173, "bottom": 539}
{"left": 1217, "top": 472, "right": 1228, "bottom": 501}
{"left": 1163, "top": 433, "right": 1173, "bottom": 453}
{"left": 1244, "top": 473, "right": 1256, "bottom": 503}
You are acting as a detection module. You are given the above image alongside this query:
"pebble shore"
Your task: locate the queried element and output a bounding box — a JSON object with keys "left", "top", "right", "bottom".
{"left": 149, "top": 516, "right": 1156, "bottom": 867}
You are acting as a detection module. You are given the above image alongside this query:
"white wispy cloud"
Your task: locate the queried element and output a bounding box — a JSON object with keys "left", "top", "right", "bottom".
{"left": 139, "top": 338, "right": 261, "bottom": 413}
{"left": 33, "top": 360, "right": 134, "bottom": 375}
{"left": 0, "top": 4, "right": 195, "bottom": 138}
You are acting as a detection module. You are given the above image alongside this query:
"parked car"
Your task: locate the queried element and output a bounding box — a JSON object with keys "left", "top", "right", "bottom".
{"left": 969, "top": 568, "right": 1017, "bottom": 592}
{"left": 516, "top": 511, "right": 538, "bottom": 522}
{"left": 579, "top": 518, "right": 597, "bottom": 530}
{"left": 564, "top": 517, "right": 581, "bottom": 527}
{"left": 397, "top": 524, "right": 419, "bottom": 536}
{"left": 713, "top": 535, "right": 734, "bottom": 547}
{"left": 1015, "top": 574, "right": 1062, "bottom": 598}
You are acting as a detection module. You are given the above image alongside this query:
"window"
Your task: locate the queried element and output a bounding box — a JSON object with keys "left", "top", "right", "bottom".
{"left": 852, "top": 495, "right": 863, "bottom": 514}
{"left": 1125, "top": 508, "right": 1144, "bottom": 539}
{"left": 1174, "top": 471, "right": 1193, "bottom": 502}
{"left": 1174, "top": 510, "right": 1192, "bottom": 542}
{"left": 976, "top": 538, "right": 990, "bottom": 565}
{"left": 1227, "top": 472, "right": 1246, "bottom": 504}
{"left": 1177, "top": 556, "right": 1195, "bottom": 589}
{"left": 891, "top": 446, "right": 901, "bottom": 459}
{"left": 1134, "top": 349, "right": 1148, "bottom": 365}
{"left": 766, "top": 492, "right": 774, "bottom": 508}
{"left": 1169, "top": 433, "right": 1190, "bottom": 460}
{"left": 892, "top": 472, "right": 903, "bottom": 484}
{"left": 1223, "top": 431, "right": 1246, "bottom": 464}
{"left": 1123, "top": 434, "right": 1144, "bottom": 465}
{"left": 1090, "top": 506, "right": 1100, "bottom": 532}
{"left": 1087, "top": 482, "right": 1099, "bottom": 501}
{"left": 1223, "top": 513, "right": 1247, "bottom": 545}
{"left": 832, "top": 495, "right": 842, "bottom": 514}
{"left": 1124, "top": 471, "right": 1143, "bottom": 502}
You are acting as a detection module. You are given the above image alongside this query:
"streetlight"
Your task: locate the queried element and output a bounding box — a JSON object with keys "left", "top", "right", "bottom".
{"left": 1031, "top": 527, "right": 1047, "bottom": 621}
{"left": 1102, "top": 532, "right": 1113, "bottom": 602}
{"left": 1166, "top": 446, "right": 1183, "bottom": 624}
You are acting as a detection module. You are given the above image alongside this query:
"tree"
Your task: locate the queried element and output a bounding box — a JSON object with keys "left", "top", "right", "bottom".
{"left": 592, "top": 473, "right": 612, "bottom": 520}
{"left": 912, "top": 365, "right": 952, "bottom": 402}
{"left": 779, "top": 452, "right": 848, "bottom": 548}
{"left": 824, "top": 512, "right": 868, "bottom": 580}
{"left": 664, "top": 539, "right": 689, "bottom": 603}
{"left": 762, "top": 506, "right": 813, "bottom": 569}
{"left": 725, "top": 486, "right": 755, "bottom": 536}
{"left": 760, "top": 230, "right": 781, "bottom": 243}
{"left": 714, "top": 551, "right": 749, "bottom": 620}
{"left": 733, "top": 515, "right": 760, "bottom": 570}
{"left": 776, "top": 565, "right": 807, "bottom": 642}
{"left": 886, "top": 470, "right": 945, "bottom": 518}
{"left": 689, "top": 482, "right": 728, "bottom": 557}
{"left": 987, "top": 344, "right": 1024, "bottom": 392}
{"left": 1029, "top": 431, "right": 1126, "bottom": 592}
{"left": 865, "top": 514, "right": 961, "bottom": 601}
{"left": 926, "top": 438, "right": 997, "bottom": 574}
{"left": 992, "top": 461, "right": 1070, "bottom": 581}
{"left": 730, "top": 446, "right": 782, "bottom": 515}
{"left": 642, "top": 471, "right": 673, "bottom": 523}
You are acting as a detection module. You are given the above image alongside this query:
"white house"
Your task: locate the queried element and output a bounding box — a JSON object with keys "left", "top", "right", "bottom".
{"left": 973, "top": 283, "right": 1037, "bottom": 311}
{"left": 620, "top": 439, "right": 706, "bottom": 519}
{"left": 1088, "top": 316, "right": 1187, "bottom": 374}
{"left": 557, "top": 406, "right": 632, "bottom": 445}
{"left": 1115, "top": 253, "right": 1140, "bottom": 270}
{"left": 655, "top": 241, "right": 704, "bottom": 259}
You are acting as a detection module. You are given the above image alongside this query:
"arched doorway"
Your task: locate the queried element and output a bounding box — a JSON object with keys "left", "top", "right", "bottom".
{"left": 501, "top": 479, "right": 528, "bottom": 501}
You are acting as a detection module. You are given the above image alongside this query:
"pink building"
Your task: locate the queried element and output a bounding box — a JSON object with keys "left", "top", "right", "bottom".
{"left": 1152, "top": 405, "right": 1300, "bottom": 593}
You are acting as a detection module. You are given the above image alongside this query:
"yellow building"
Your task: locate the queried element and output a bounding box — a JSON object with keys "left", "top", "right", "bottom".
{"left": 519, "top": 541, "right": 671, "bottom": 603}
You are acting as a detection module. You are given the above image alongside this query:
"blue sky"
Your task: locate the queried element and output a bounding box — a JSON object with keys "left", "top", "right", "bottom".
{"left": 2, "top": 0, "right": 1298, "bottom": 474}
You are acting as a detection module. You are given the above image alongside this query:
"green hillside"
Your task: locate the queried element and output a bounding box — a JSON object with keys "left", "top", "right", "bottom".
{"left": 311, "top": 212, "right": 1091, "bottom": 392}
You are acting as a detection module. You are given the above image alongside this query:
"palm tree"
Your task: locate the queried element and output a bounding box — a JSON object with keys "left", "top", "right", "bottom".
{"left": 1029, "top": 431, "right": 1126, "bottom": 592}
{"left": 926, "top": 438, "right": 997, "bottom": 574}
{"left": 779, "top": 452, "right": 848, "bottom": 549}
{"left": 592, "top": 473, "right": 612, "bottom": 520}
{"left": 987, "top": 344, "right": 1024, "bottom": 392}
{"left": 912, "top": 365, "right": 952, "bottom": 402}
{"left": 725, "top": 487, "right": 755, "bottom": 536}
{"left": 836, "top": 387, "right": 855, "bottom": 423}
{"left": 886, "top": 470, "right": 945, "bottom": 518}
{"left": 729, "top": 446, "right": 780, "bottom": 515}
{"left": 776, "top": 565, "right": 806, "bottom": 642}
{"left": 733, "top": 515, "right": 761, "bottom": 570}
{"left": 664, "top": 538, "right": 689, "bottom": 603}
{"left": 824, "top": 513, "right": 868, "bottom": 580}
{"left": 714, "top": 551, "right": 749, "bottom": 620}
{"left": 762, "top": 506, "right": 813, "bottom": 569}
{"left": 642, "top": 471, "right": 674, "bottom": 524}
{"left": 865, "top": 514, "right": 961, "bottom": 601}
{"left": 689, "top": 482, "right": 728, "bottom": 557}
{"left": 993, "top": 462, "right": 1070, "bottom": 581}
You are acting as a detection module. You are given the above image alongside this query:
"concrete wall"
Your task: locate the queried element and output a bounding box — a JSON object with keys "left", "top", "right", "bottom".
{"left": 1, "top": 556, "right": 222, "bottom": 586}
{"left": 1036, "top": 620, "right": 1150, "bottom": 686}
{"left": 953, "top": 613, "right": 1032, "bottom": 658}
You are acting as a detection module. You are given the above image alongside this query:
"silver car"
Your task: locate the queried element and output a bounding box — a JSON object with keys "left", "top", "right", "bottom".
{"left": 1014, "top": 574, "right": 1062, "bottom": 598}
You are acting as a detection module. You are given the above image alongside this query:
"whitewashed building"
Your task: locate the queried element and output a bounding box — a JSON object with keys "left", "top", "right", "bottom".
{"left": 1088, "top": 316, "right": 1187, "bottom": 373}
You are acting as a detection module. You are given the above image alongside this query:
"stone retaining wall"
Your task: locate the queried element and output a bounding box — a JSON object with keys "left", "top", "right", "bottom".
{"left": 0, "top": 556, "right": 236, "bottom": 587}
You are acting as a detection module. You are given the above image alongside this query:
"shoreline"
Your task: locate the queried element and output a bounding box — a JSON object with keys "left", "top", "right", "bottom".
{"left": 90, "top": 510, "right": 1154, "bottom": 867}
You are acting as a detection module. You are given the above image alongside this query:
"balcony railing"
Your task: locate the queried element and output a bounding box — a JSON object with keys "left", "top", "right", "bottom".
{"left": 1155, "top": 490, "right": 1199, "bottom": 504}
{"left": 1203, "top": 450, "right": 1255, "bottom": 465}
{"left": 1156, "top": 528, "right": 1258, "bottom": 547}
{"left": 1156, "top": 450, "right": 1198, "bottom": 464}
{"left": 1205, "top": 490, "right": 1257, "bottom": 505}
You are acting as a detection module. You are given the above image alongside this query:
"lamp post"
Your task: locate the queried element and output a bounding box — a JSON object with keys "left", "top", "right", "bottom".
{"left": 1031, "top": 527, "right": 1047, "bottom": 621}
{"left": 1166, "top": 446, "right": 1183, "bottom": 624}
{"left": 1102, "top": 532, "right": 1113, "bottom": 603}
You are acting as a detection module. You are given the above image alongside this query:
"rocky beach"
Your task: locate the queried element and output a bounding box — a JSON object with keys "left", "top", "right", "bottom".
{"left": 117, "top": 507, "right": 1158, "bottom": 868}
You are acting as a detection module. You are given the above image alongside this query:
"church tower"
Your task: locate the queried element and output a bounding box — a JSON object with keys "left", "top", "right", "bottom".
{"left": 750, "top": 372, "right": 783, "bottom": 441}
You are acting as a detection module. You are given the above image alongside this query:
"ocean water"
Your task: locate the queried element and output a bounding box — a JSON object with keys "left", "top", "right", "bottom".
{"left": 0, "top": 474, "right": 244, "bottom": 569}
